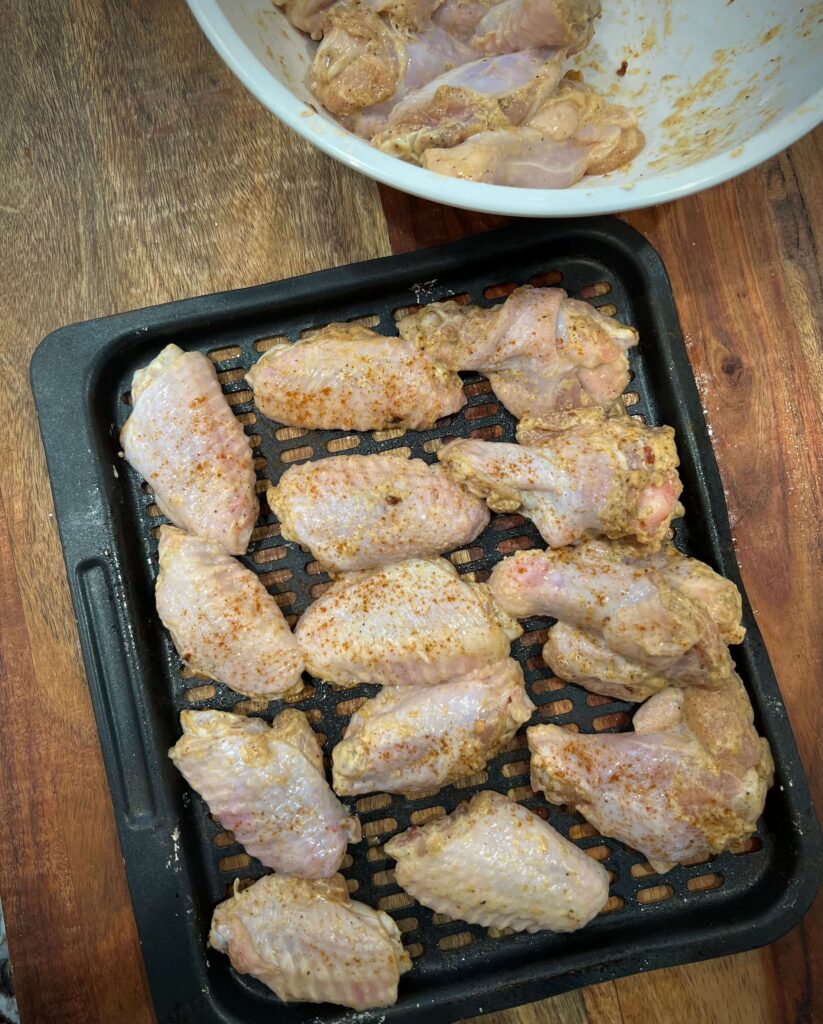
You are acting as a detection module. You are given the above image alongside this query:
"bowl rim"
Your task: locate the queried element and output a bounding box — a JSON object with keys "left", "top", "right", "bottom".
{"left": 187, "top": 0, "right": 823, "bottom": 217}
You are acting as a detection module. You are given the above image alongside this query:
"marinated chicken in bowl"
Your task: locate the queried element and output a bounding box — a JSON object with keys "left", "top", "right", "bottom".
{"left": 280, "top": 0, "right": 644, "bottom": 187}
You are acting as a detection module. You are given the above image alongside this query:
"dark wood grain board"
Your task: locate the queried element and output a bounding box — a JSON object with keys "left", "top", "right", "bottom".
{"left": 0, "top": 1, "right": 820, "bottom": 1022}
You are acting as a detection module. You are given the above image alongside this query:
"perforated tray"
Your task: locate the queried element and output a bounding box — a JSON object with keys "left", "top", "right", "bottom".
{"left": 32, "top": 219, "right": 822, "bottom": 1024}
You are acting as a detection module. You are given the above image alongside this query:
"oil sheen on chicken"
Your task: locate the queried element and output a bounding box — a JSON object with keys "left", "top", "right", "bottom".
{"left": 268, "top": 451, "right": 489, "bottom": 574}
{"left": 155, "top": 527, "right": 304, "bottom": 700}
{"left": 294, "top": 556, "right": 522, "bottom": 687}
{"left": 371, "top": 48, "right": 566, "bottom": 160}
{"left": 528, "top": 680, "right": 774, "bottom": 871}
{"left": 210, "top": 874, "right": 411, "bottom": 1009}
{"left": 245, "top": 323, "right": 466, "bottom": 431}
{"left": 438, "top": 411, "right": 683, "bottom": 549}
{"left": 422, "top": 79, "right": 644, "bottom": 187}
{"left": 120, "top": 343, "right": 257, "bottom": 554}
{"left": 397, "top": 284, "right": 638, "bottom": 419}
{"left": 385, "top": 790, "right": 609, "bottom": 931}
{"left": 169, "top": 709, "right": 360, "bottom": 877}
{"left": 490, "top": 539, "right": 743, "bottom": 700}
{"left": 332, "top": 659, "right": 535, "bottom": 796}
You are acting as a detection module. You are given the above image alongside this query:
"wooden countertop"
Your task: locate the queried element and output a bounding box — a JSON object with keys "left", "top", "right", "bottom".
{"left": 0, "top": 3, "right": 820, "bottom": 1022}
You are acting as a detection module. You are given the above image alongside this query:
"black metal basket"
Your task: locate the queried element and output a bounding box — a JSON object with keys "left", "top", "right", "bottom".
{"left": 32, "top": 219, "right": 822, "bottom": 1024}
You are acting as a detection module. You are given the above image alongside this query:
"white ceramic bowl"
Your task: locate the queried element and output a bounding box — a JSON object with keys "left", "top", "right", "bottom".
{"left": 187, "top": 0, "right": 823, "bottom": 216}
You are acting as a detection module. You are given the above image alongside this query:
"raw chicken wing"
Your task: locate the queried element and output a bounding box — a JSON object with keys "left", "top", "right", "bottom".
{"left": 528, "top": 679, "right": 774, "bottom": 871}
{"left": 385, "top": 790, "right": 609, "bottom": 931}
{"left": 277, "top": 0, "right": 442, "bottom": 38}
{"left": 372, "top": 49, "right": 566, "bottom": 161}
{"left": 423, "top": 80, "right": 644, "bottom": 188}
{"left": 245, "top": 323, "right": 465, "bottom": 430}
{"left": 438, "top": 413, "right": 683, "bottom": 549}
{"left": 267, "top": 451, "right": 489, "bottom": 574}
{"left": 210, "top": 874, "right": 411, "bottom": 1009}
{"left": 332, "top": 659, "right": 534, "bottom": 796}
{"left": 311, "top": 0, "right": 474, "bottom": 125}
{"left": 169, "top": 709, "right": 360, "bottom": 876}
{"left": 155, "top": 527, "right": 304, "bottom": 699}
{"left": 470, "top": 0, "right": 600, "bottom": 54}
{"left": 489, "top": 540, "right": 739, "bottom": 700}
{"left": 120, "top": 344, "right": 257, "bottom": 554}
{"left": 633, "top": 544, "right": 745, "bottom": 645}
{"left": 429, "top": 0, "right": 598, "bottom": 51}
{"left": 397, "top": 284, "right": 637, "bottom": 419}
{"left": 273, "top": 0, "right": 337, "bottom": 37}
{"left": 295, "top": 556, "right": 522, "bottom": 687}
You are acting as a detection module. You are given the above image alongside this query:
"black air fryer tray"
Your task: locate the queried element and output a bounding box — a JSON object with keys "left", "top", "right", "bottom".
{"left": 32, "top": 219, "right": 822, "bottom": 1024}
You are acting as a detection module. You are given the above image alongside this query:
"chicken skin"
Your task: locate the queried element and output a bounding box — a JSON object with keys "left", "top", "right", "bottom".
{"left": 120, "top": 344, "right": 257, "bottom": 554}
{"left": 169, "top": 710, "right": 360, "bottom": 877}
{"left": 275, "top": 0, "right": 441, "bottom": 39}
{"left": 311, "top": 0, "right": 599, "bottom": 136}
{"left": 267, "top": 452, "right": 489, "bottom": 574}
{"left": 210, "top": 874, "right": 411, "bottom": 1009}
{"left": 155, "top": 527, "right": 304, "bottom": 699}
{"left": 245, "top": 323, "right": 465, "bottom": 431}
{"left": 528, "top": 679, "right": 774, "bottom": 872}
{"left": 423, "top": 79, "right": 644, "bottom": 187}
{"left": 489, "top": 540, "right": 741, "bottom": 701}
{"left": 397, "top": 284, "right": 638, "bottom": 419}
{"left": 332, "top": 659, "right": 534, "bottom": 796}
{"left": 469, "top": 0, "right": 600, "bottom": 55}
{"left": 438, "top": 414, "right": 683, "bottom": 550}
{"left": 385, "top": 790, "right": 609, "bottom": 932}
{"left": 295, "top": 557, "right": 522, "bottom": 687}
{"left": 372, "top": 48, "right": 566, "bottom": 161}
{"left": 311, "top": 0, "right": 475, "bottom": 125}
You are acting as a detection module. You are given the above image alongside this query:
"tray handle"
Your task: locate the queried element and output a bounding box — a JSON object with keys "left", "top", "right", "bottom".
{"left": 75, "top": 557, "right": 159, "bottom": 828}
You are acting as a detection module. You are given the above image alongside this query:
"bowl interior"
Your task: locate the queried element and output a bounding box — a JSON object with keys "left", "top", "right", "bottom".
{"left": 189, "top": 0, "right": 823, "bottom": 214}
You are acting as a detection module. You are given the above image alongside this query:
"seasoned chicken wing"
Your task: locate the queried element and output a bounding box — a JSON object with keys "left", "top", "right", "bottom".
{"left": 476, "top": 0, "right": 598, "bottom": 53}
{"left": 423, "top": 79, "right": 643, "bottom": 188}
{"left": 295, "top": 557, "right": 522, "bottom": 687}
{"left": 155, "top": 527, "right": 304, "bottom": 699}
{"left": 438, "top": 414, "right": 683, "bottom": 550}
{"left": 385, "top": 790, "right": 609, "bottom": 932}
{"left": 311, "top": 0, "right": 598, "bottom": 133}
{"left": 372, "top": 49, "right": 566, "bottom": 161}
{"left": 120, "top": 344, "right": 257, "bottom": 554}
{"left": 489, "top": 540, "right": 739, "bottom": 700}
{"left": 210, "top": 874, "right": 411, "bottom": 1009}
{"left": 245, "top": 324, "right": 465, "bottom": 431}
{"left": 273, "top": 0, "right": 337, "bottom": 37}
{"left": 397, "top": 284, "right": 637, "bottom": 419}
{"left": 169, "top": 709, "right": 360, "bottom": 876}
{"left": 633, "top": 544, "right": 746, "bottom": 645}
{"left": 275, "top": 0, "right": 441, "bottom": 38}
{"left": 311, "top": 0, "right": 474, "bottom": 125}
{"left": 332, "top": 659, "right": 534, "bottom": 796}
{"left": 528, "top": 679, "right": 774, "bottom": 871}
{"left": 268, "top": 452, "right": 489, "bottom": 574}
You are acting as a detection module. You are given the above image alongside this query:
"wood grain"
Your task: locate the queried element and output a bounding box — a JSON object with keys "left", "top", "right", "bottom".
{"left": 383, "top": 126, "right": 823, "bottom": 1024}
{"left": 0, "top": 3, "right": 388, "bottom": 1023}
{"left": 0, "top": 1, "right": 820, "bottom": 1022}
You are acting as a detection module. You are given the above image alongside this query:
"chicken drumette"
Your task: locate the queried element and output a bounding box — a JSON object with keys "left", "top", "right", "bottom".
{"left": 438, "top": 410, "right": 683, "bottom": 550}
{"left": 397, "top": 284, "right": 638, "bottom": 419}
{"left": 528, "top": 679, "right": 773, "bottom": 871}
{"left": 490, "top": 539, "right": 743, "bottom": 701}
